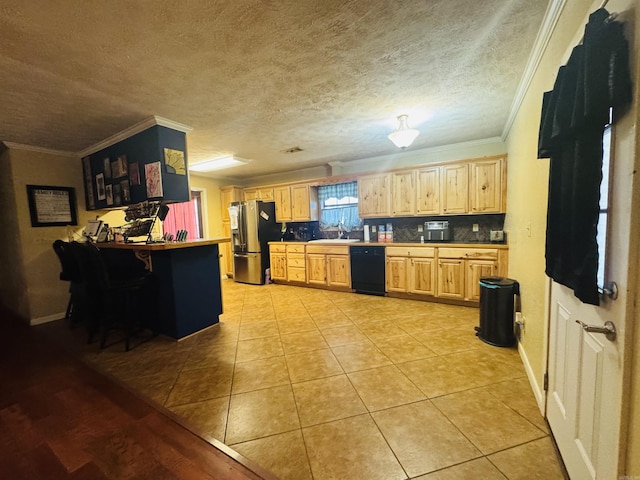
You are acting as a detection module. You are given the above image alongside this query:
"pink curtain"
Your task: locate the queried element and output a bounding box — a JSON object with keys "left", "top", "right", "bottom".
{"left": 162, "top": 199, "right": 198, "bottom": 240}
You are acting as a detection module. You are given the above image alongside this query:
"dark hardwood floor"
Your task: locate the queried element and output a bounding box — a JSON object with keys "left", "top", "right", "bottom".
{"left": 0, "top": 308, "right": 275, "bottom": 480}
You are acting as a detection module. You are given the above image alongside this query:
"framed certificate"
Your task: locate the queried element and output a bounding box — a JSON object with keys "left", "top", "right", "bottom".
{"left": 26, "top": 185, "right": 78, "bottom": 227}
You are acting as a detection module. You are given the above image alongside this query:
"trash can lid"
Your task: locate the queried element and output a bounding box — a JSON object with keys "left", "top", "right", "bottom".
{"left": 479, "top": 276, "right": 518, "bottom": 288}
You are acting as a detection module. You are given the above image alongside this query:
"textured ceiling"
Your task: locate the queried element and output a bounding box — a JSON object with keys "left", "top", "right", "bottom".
{"left": 0, "top": 0, "right": 549, "bottom": 180}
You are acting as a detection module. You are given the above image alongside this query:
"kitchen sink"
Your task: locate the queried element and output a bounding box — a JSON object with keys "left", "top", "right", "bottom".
{"left": 308, "top": 239, "right": 361, "bottom": 243}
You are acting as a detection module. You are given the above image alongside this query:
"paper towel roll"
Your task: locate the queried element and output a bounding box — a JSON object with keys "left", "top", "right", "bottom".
{"left": 364, "top": 225, "right": 370, "bottom": 242}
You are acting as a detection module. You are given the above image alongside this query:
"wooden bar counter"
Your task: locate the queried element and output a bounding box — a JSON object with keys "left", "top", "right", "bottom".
{"left": 99, "top": 238, "right": 230, "bottom": 339}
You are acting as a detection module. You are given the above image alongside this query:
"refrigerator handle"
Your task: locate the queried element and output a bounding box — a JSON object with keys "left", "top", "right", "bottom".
{"left": 238, "top": 203, "right": 245, "bottom": 248}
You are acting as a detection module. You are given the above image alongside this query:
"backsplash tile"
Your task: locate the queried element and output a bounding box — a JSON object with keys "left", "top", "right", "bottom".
{"left": 363, "top": 214, "right": 506, "bottom": 244}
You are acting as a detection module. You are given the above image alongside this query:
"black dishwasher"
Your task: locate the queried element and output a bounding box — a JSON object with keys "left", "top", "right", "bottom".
{"left": 350, "top": 246, "right": 386, "bottom": 295}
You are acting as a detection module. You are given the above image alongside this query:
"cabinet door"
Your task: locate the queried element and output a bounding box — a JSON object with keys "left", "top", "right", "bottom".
{"left": 307, "top": 253, "right": 327, "bottom": 285}
{"left": 222, "top": 222, "right": 233, "bottom": 277}
{"left": 327, "top": 255, "right": 350, "bottom": 288}
{"left": 441, "top": 164, "right": 469, "bottom": 214}
{"left": 274, "top": 186, "right": 292, "bottom": 222}
{"left": 386, "top": 256, "right": 408, "bottom": 292}
{"left": 470, "top": 159, "right": 503, "bottom": 213}
{"left": 416, "top": 167, "right": 440, "bottom": 215}
{"left": 291, "top": 184, "right": 311, "bottom": 221}
{"left": 358, "top": 174, "right": 391, "bottom": 217}
{"left": 269, "top": 252, "right": 287, "bottom": 280}
{"left": 244, "top": 189, "right": 258, "bottom": 201}
{"left": 437, "top": 258, "right": 465, "bottom": 299}
{"left": 258, "top": 188, "right": 275, "bottom": 201}
{"left": 391, "top": 171, "right": 416, "bottom": 216}
{"left": 410, "top": 257, "right": 436, "bottom": 296}
{"left": 466, "top": 259, "right": 498, "bottom": 301}
{"left": 221, "top": 186, "right": 243, "bottom": 222}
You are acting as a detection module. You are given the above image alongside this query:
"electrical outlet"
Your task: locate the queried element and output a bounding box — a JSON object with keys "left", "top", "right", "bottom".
{"left": 372, "top": 225, "right": 377, "bottom": 233}
{"left": 417, "top": 224, "right": 423, "bottom": 232}
{"left": 472, "top": 224, "right": 479, "bottom": 232}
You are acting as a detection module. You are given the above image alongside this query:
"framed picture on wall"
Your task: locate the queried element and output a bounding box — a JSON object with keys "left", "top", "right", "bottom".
{"left": 113, "top": 183, "right": 122, "bottom": 206}
{"left": 105, "top": 184, "right": 113, "bottom": 206}
{"left": 112, "top": 154, "right": 128, "bottom": 178}
{"left": 103, "top": 157, "right": 112, "bottom": 179}
{"left": 96, "top": 173, "right": 106, "bottom": 200}
{"left": 120, "top": 179, "right": 130, "bottom": 203}
{"left": 129, "top": 161, "right": 140, "bottom": 186}
{"left": 26, "top": 185, "right": 78, "bottom": 227}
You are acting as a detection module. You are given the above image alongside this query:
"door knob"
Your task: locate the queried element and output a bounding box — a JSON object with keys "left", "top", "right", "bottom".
{"left": 575, "top": 320, "right": 617, "bottom": 341}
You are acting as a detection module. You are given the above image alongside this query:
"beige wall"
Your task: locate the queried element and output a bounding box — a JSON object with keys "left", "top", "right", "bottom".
{"left": 0, "top": 146, "right": 134, "bottom": 323}
{"left": 2, "top": 148, "right": 89, "bottom": 322}
{"left": 0, "top": 146, "right": 29, "bottom": 320}
{"left": 505, "top": 0, "right": 640, "bottom": 474}
{"left": 503, "top": 0, "right": 596, "bottom": 405}
{"left": 189, "top": 175, "right": 227, "bottom": 239}
{"left": 242, "top": 138, "right": 506, "bottom": 187}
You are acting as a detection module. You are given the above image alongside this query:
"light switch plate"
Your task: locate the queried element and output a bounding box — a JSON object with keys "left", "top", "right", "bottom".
{"left": 472, "top": 224, "right": 479, "bottom": 232}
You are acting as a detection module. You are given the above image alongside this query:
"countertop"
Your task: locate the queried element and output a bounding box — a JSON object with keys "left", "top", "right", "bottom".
{"left": 268, "top": 240, "right": 508, "bottom": 249}
{"left": 97, "top": 238, "right": 231, "bottom": 251}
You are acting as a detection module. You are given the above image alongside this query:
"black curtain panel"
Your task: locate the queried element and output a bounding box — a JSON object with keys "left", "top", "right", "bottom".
{"left": 537, "top": 8, "right": 632, "bottom": 305}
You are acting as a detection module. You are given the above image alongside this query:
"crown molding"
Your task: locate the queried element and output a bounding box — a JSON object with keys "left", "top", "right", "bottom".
{"left": 78, "top": 115, "right": 192, "bottom": 158}
{"left": 1, "top": 141, "right": 77, "bottom": 158}
{"left": 344, "top": 136, "right": 505, "bottom": 170}
{"left": 501, "top": 0, "right": 566, "bottom": 141}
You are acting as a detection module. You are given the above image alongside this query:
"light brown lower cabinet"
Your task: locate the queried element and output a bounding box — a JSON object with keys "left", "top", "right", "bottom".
{"left": 437, "top": 248, "right": 499, "bottom": 301}
{"left": 386, "top": 247, "right": 436, "bottom": 296}
{"left": 222, "top": 221, "right": 233, "bottom": 277}
{"left": 269, "top": 244, "right": 287, "bottom": 281}
{"left": 286, "top": 245, "right": 306, "bottom": 282}
{"left": 306, "top": 245, "right": 351, "bottom": 288}
{"left": 268, "top": 243, "right": 506, "bottom": 304}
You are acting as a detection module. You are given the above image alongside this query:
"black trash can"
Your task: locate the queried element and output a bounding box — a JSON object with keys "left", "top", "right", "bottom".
{"left": 476, "top": 277, "right": 519, "bottom": 347}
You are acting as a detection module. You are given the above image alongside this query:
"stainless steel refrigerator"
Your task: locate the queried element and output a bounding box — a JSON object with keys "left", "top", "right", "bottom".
{"left": 229, "top": 200, "right": 280, "bottom": 285}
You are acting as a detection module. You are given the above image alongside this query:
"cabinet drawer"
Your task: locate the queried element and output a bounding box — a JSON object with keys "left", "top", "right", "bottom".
{"left": 287, "top": 267, "right": 306, "bottom": 282}
{"left": 287, "top": 254, "right": 306, "bottom": 267}
{"left": 386, "top": 246, "right": 435, "bottom": 257}
{"left": 270, "top": 244, "right": 286, "bottom": 253}
{"left": 438, "top": 247, "right": 498, "bottom": 260}
{"left": 306, "top": 245, "right": 350, "bottom": 255}
{"left": 286, "top": 244, "right": 306, "bottom": 254}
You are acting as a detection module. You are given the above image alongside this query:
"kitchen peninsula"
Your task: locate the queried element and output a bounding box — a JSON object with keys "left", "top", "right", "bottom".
{"left": 99, "top": 238, "right": 230, "bottom": 339}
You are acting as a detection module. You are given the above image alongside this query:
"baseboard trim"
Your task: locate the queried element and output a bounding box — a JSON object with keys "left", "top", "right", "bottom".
{"left": 518, "top": 340, "right": 546, "bottom": 416}
{"left": 30, "top": 312, "right": 65, "bottom": 326}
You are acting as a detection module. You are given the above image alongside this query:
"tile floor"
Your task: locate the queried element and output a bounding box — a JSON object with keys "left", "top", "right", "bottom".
{"left": 39, "top": 279, "right": 567, "bottom": 480}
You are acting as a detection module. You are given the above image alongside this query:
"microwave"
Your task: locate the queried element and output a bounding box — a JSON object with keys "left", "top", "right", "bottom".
{"left": 424, "top": 221, "right": 451, "bottom": 241}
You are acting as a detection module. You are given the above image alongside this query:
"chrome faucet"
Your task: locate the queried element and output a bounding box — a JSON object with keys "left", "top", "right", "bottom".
{"left": 338, "top": 221, "right": 345, "bottom": 239}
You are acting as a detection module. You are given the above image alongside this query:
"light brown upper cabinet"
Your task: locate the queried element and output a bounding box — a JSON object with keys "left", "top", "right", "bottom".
{"left": 391, "top": 171, "right": 416, "bottom": 216}
{"left": 358, "top": 173, "right": 391, "bottom": 217}
{"left": 220, "top": 186, "right": 243, "bottom": 222}
{"left": 469, "top": 158, "right": 504, "bottom": 213}
{"left": 416, "top": 167, "right": 440, "bottom": 215}
{"left": 274, "top": 184, "right": 318, "bottom": 222}
{"left": 244, "top": 187, "right": 274, "bottom": 201}
{"left": 274, "top": 186, "right": 292, "bottom": 222}
{"left": 441, "top": 163, "right": 469, "bottom": 214}
{"left": 291, "top": 184, "right": 319, "bottom": 221}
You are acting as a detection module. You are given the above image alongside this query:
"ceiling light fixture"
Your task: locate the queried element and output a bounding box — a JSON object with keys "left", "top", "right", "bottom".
{"left": 388, "top": 114, "right": 419, "bottom": 149}
{"left": 188, "top": 155, "right": 249, "bottom": 172}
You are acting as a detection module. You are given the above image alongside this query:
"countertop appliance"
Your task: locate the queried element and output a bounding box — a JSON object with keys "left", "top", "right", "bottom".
{"left": 350, "top": 245, "right": 385, "bottom": 295}
{"left": 424, "top": 221, "right": 451, "bottom": 242}
{"left": 229, "top": 200, "right": 280, "bottom": 285}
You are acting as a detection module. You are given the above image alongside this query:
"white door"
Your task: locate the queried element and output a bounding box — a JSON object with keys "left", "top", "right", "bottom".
{"left": 546, "top": 120, "right": 637, "bottom": 477}
{"left": 547, "top": 281, "right": 623, "bottom": 479}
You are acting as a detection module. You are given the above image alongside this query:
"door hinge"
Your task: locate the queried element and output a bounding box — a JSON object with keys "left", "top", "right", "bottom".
{"left": 543, "top": 372, "right": 549, "bottom": 392}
